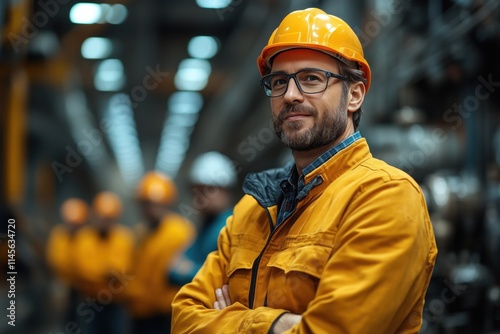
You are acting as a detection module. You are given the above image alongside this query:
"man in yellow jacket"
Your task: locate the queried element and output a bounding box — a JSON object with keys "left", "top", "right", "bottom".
{"left": 171, "top": 7, "right": 437, "bottom": 334}
{"left": 125, "top": 171, "right": 194, "bottom": 334}
{"left": 74, "top": 191, "right": 134, "bottom": 334}
{"left": 47, "top": 198, "right": 89, "bottom": 327}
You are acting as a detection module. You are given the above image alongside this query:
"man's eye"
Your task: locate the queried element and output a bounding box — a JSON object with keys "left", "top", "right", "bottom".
{"left": 271, "top": 78, "right": 287, "bottom": 87}
{"left": 303, "top": 75, "right": 321, "bottom": 82}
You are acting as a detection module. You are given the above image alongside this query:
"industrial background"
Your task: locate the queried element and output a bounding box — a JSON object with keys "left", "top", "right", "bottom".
{"left": 1, "top": 0, "right": 500, "bottom": 333}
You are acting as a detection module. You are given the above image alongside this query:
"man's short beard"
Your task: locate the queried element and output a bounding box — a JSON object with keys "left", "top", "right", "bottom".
{"left": 273, "top": 90, "right": 349, "bottom": 151}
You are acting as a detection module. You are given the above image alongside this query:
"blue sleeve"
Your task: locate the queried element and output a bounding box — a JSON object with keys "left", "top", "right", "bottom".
{"left": 168, "top": 247, "right": 201, "bottom": 286}
{"left": 168, "top": 210, "right": 232, "bottom": 286}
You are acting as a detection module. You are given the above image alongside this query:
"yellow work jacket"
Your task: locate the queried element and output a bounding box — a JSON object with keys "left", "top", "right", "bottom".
{"left": 172, "top": 139, "right": 438, "bottom": 334}
{"left": 46, "top": 225, "right": 82, "bottom": 287}
{"left": 125, "top": 213, "right": 194, "bottom": 318}
{"left": 74, "top": 225, "right": 135, "bottom": 299}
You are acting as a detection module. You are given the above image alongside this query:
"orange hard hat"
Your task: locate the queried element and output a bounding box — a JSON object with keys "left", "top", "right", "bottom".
{"left": 136, "top": 171, "right": 178, "bottom": 205}
{"left": 92, "top": 191, "right": 123, "bottom": 218}
{"left": 257, "top": 7, "right": 371, "bottom": 91}
{"left": 60, "top": 198, "right": 89, "bottom": 225}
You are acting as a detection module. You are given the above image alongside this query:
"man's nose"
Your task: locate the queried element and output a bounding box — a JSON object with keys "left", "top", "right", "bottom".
{"left": 283, "top": 77, "right": 304, "bottom": 103}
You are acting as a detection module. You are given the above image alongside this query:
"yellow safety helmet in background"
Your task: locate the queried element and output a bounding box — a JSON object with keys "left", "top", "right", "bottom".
{"left": 136, "top": 171, "right": 178, "bottom": 205}
{"left": 60, "top": 198, "right": 89, "bottom": 225}
{"left": 92, "top": 191, "right": 123, "bottom": 219}
{"left": 257, "top": 7, "right": 371, "bottom": 91}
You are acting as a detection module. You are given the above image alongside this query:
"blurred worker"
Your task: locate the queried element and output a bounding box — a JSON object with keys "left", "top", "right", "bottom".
{"left": 125, "top": 171, "right": 194, "bottom": 334}
{"left": 75, "top": 191, "right": 134, "bottom": 334}
{"left": 172, "top": 7, "right": 437, "bottom": 334}
{"left": 46, "top": 198, "right": 89, "bottom": 326}
{"left": 168, "top": 151, "right": 237, "bottom": 286}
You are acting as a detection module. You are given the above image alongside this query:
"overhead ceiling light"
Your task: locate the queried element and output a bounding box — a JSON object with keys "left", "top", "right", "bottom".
{"left": 155, "top": 130, "right": 190, "bottom": 177}
{"left": 155, "top": 91, "right": 204, "bottom": 177}
{"left": 70, "top": 3, "right": 128, "bottom": 25}
{"left": 70, "top": 3, "right": 103, "bottom": 24}
{"left": 188, "top": 36, "right": 219, "bottom": 59}
{"left": 106, "top": 94, "right": 145, "bottom": 186}
{"left": 64, "top": 90, "right": 107, "bottom": 167}
{"left": 158, "top": 139, "right": 189, "bottom": 154}
{"left": 166, "top": 114, "right": 198, "bottom": 128}
{"left": 196, "top": 0, "right": 232, "bottom": 9}
{"left": 168, "top": 91, "right": 204, "bottom": 114}
{"left": 94, "top": 59, "right": 125, "bottom": 91}
{"left": 106, "top": 4, "right": 128, "bottom": 24}
{"left": 174, "top": 58, "right": 211, "bottom": 91}
{"left": 81, "top": 37, "right": 113, "bottom": 59}
{"left": 160, "top": 153, "right": 186, "bottom": 164}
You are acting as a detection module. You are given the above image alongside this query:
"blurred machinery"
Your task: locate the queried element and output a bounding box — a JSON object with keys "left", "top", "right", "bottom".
{"left": 366, "top": 115, "right": 500, "bottom": 333}
{"left": 360, "top": 1, "right": 500, "bottom": 331}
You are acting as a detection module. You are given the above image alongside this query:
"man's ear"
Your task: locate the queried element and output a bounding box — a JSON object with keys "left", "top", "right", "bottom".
{"left": 347, "top": 82, "right": 366, "bottom": 113}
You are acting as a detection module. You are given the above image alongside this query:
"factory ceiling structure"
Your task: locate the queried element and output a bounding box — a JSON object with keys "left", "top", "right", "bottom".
{"left": 3, "top": 0, "right": 312, "bottom": 204}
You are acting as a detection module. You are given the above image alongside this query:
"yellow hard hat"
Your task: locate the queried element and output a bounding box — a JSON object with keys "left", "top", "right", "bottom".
{"left": 60, "top": 198, "right": 89, "bottom": 225}
{"left": 92, "top": 191, "right": 123, "bottom": 218}
{"left": 136, "top": 171, "right": 178, "bottom": 205}
{"left": 257, "top": 7, "right": 371, "bottom": 91}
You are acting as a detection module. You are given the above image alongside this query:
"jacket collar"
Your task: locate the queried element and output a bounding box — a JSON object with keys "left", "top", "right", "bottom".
{"left": 304, "top": 138, "right": 372, "bottom": 185}
{"left": 243, "top": 139, "right": 372, "bottom": 208}
{"left": 243, "top": 162, "right": 293, "bottom": 208}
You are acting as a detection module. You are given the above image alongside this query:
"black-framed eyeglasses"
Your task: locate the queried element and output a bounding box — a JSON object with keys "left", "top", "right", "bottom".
{"left": 260, "top": 68, "right": 346, "bottom": 98}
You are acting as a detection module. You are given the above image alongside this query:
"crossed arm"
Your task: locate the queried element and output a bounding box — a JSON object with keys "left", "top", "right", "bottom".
{"left": 213, "top": 285, "right": 302, "bottom": 334}
{"left": 172, "top": 181, "right": 436, "bottom": 333}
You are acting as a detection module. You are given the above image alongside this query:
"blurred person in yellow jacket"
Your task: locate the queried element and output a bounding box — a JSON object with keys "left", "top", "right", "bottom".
{"left": 172, "top": 7, "right": 437, "bottom": 334}
{"left": 74, "top": 191, "right": 134, "bottom": 334}
{"left": 46, "top": 198, "right": 89, "bottom": 327}
{"left": 125, "top": 171, "right": 194, "bottom": 334}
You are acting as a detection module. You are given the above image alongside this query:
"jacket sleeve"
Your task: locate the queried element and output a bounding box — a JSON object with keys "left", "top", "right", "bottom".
{"left": 171, "top": 215, "right": 288, "bottom": 334}
{"left": 286, "top": 177, "right": 437, "bottom": 334}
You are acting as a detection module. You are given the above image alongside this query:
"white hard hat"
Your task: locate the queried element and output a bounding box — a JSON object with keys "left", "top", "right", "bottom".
{"left": 189, "top": 151, "right": 237, "bottom": 188}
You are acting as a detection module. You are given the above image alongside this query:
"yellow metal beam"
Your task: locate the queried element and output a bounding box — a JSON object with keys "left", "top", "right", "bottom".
{"left": 4, "top": 68, "right": 28, "bottom": 204}
{"left": 2, "top": 0, "right": 31, "bottom": 52}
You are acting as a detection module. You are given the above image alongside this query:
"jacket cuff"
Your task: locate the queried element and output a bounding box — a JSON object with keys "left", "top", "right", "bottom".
{"left": 239, "top": 308, "right": 289, "bottom": 333}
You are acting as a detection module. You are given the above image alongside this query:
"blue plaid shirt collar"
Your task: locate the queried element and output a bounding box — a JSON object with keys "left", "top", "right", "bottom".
{"left": 302, "top": 131, "right": 362, "bottom": 176}
{"left": 283, "top": 131, "right": 362, "bottom": 187}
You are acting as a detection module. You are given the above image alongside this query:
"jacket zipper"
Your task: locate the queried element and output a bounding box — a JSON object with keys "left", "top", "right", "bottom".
{"left": 246, "top": 176, "right": 322, "bottom": 309}
{"left": 248, "top": 208, "right": 275, "bottom": 309}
